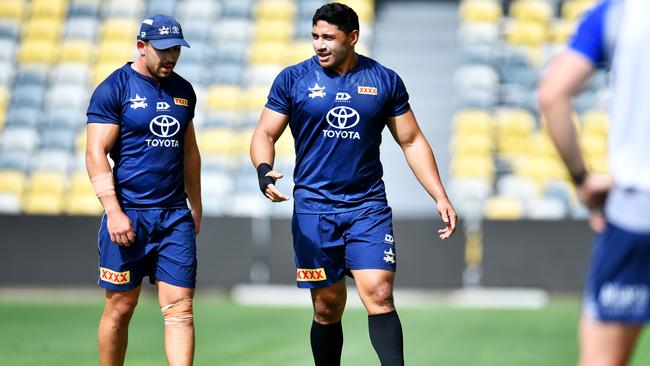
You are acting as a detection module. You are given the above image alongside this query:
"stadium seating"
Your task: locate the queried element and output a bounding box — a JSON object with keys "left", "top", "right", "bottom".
{"left": 0, "top": 0, "right": 374, "bottom": 216}
{"left": 451, "top": 0, "right": 603, "bottom": 220}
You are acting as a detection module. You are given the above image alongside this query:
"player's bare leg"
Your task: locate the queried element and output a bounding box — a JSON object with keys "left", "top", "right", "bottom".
{"left": 157, "top": 281, "right": 195, "bottom": 366}
{"left": 353, "top": 269, "right": 404, "bottom": 366}
{"left": 98, "top": 285, "right": 141, "bottom": 366}
{"left": 310, "top": 278, "right": 347, "bottom": 365}
{"left": 579, "top": 315, "right": 642, "bottom": 366}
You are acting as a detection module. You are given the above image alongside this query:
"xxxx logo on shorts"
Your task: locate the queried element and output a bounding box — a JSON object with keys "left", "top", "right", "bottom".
{"left": 100, "top": 267, "right": 131, "bottom": 285}
{"left": 296, "top": 268, "right": 327, "bottom": 281}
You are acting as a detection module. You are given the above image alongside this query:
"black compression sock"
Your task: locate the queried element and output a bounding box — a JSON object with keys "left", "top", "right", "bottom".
{"left": 310, "top": 320, "right": 343, "bottom": 366}
{"left": 368, "top": 311, "right": 404, "bottom": 366}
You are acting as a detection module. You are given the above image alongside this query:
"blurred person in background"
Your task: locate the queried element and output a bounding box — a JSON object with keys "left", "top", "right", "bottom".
{"left": 86, "top": 15, "right": 200, "bottom": 366}
{"left": 250, "top": 3, "right": 456, "bottom": 365}
{"left": 539, "top": 0, "right": 650, "bottom": 364}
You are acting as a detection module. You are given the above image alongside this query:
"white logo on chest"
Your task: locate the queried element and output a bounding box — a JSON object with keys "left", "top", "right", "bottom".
{"left": 308, "top": 83, "right": 326, "bottom": 99}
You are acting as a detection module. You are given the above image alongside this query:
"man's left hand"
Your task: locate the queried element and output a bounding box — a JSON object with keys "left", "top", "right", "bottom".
{"left": 436, "top": 199, "right": 457, "bottom": 240}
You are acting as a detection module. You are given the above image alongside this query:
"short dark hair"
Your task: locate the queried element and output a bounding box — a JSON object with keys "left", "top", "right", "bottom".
{"left": 312, "top": 3, "right": 359, "bottom": 34}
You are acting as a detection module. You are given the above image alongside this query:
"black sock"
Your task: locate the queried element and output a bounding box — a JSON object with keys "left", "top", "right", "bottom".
{"left": 310, "top": 320, "right": 343, "bottom": 366}
{"left": 368, "top": 311, "right": 404, "bottom": 366}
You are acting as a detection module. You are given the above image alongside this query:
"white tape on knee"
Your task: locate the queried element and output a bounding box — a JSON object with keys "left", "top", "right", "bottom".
{"left": 161, "top": 298, "right": 193, "bottom": 325}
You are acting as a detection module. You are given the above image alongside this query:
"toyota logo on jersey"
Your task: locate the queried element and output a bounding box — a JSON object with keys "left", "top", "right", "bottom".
{"left": 149, "top": 115, "right": 180, "bottom": 138}
{"left": 326, "top": 106, "right": 359, "bottom": 129}
{"left": 323, "top": 106, "right": 361, "bottom": 140}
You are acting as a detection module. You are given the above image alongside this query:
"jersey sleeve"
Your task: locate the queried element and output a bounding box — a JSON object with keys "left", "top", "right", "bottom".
{"left": 265, "top": 68, "right": 292, "bottom": 115}
{"left": 387, "top": 71, "right": 410, "bottom": 117}
{"left": 86, "top": 78, "right": 122, "bottom": 125}
{"left": 568, "top": 1, "right": 608, "bottom": 66}
{"left": 188, "top": 84, "right": 197, "bottom": 121}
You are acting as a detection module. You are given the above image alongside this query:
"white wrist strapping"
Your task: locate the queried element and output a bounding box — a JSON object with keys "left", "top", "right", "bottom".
{"left": 91, "top": 172, "right": 116, "bottom": 198}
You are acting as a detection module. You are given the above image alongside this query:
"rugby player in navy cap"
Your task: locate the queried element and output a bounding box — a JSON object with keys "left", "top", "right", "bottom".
{"left": 86, "top": 14, "right": 200, "bottom": 365}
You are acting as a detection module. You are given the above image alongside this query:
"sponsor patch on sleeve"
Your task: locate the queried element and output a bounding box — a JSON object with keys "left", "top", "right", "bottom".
{"left": 357, "top": 86, "right": 378, "bottom": 95}
{"left": 296, "top": 268, "right": 327, "bottom": 281}
{"left": 99, "top": 267, "right": 131, "bottom": 285}
{"left": 173, "top": 97, "right": 189, "bottom": 106}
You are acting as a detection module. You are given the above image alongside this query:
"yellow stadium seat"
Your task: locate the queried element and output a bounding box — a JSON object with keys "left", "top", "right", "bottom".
{"left": 562, "top": 0, "right": 598, "bottom": 21}
{"left": 235, "top": 128, "right": 255, "bottom": 155}
{"left": 249, "top": 41, "right": 292, "bottom": 65}
{"left": 76, "top": 130, "right": 86, "bottom": 152}
{"left": 0, "top": 0, "right": 25, "bottom": 19}
{"left": 504, "top": 20, "right": 547, "bottom": 47}
{"left": 451, "top": 134, "right": 493, "bottom": 157}
{"left": 510, "top": 0, "right": 552, "bottom": 24}
{"left": 453, "top": 109, "right": 493, "bottom": 136}
{"left": 0, "top": 87, "right": 8, "bottom": 111}
{"left": 70, "top": 171, "right": 94, "bottom": 196}
{"left": 60, "top": 39, "right": 94, "bottom": 63}
{"left": 92, "top": 61, "right": 123, "bottom": 86}
{"left": 586, "top": 157, "right": 608, "bottom": 174}
{"left": 254, "top": 0, "right": 296, "bottom": 21}
{"left": 483, "top": 196, "right": 524, "bottom": 219}
{"left": 197, "top": 128, "right": 238, "bottom": 155}
{"left": 495, "top": 108, "right": 535, "bottom": 137}
{"left": 276, "top": 132, "right": 295, "bottom": 157}
{"left": 528, "top": 132, "right": 560, "bottom": 159}
{"left": 206, "top": 85, "right": 244, "bottom": 111}
{"left": 581, "top": 110, "right": 608, "bottom": 137}
{"left": 23, "top": 18, "right": 64, "bottom": 42}
{"left": 101, "top": 18, "right": 139, "bottom": 42}
{"left": 29, "top": 0, "right": 68, "bottom": 19}
{"left": 289, "top": 41, "right": 316, "bottom": 65}
{"left": 29, "top": 172, "right": 68, "bottom": 196}
{"left": 18, "top": 40, "right": 59, "bottom": 64}
{"left": 550, "top": 20, "right": 577, "bottom": 44}
{"left": 23, "top": 193, "right": 65, "bottom": 215}
{"left": 450, "top": 156, "right": 495, "bottom": 180}
{"left": 97, "top": 41, "right": 135, "bottom": 63}
{"left": 0, "top": 170, "right": 27, "bottom": 195}
{"left": 515, "top": 157, "right": 569, "bottom": 182}
{"left": 253, "top": 20, "right": 295, "bottom": 43}
{"left": 497, "top": 135, "right": 532, "bottom": 157}
{"left": 66, "top": 193, "right": 103, "bottom": 215}
{"left": 580, "top": 135, "right": 607, "bottom": 159}
{"left": 244, "top": 86, "right": 270, "bottom": 111}
{"left": 459, "top": 0, "right": 502, "bottom": 23}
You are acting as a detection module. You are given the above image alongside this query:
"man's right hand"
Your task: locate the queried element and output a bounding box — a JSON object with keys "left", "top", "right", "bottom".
{"left": 577, "top": 173, "right": 614, "bottom": 211}
{"left": 264, "top": 170, "right": 289, "bottom": 202}
{"left": 106, "top": 211, "right": 136, "bottom": 246}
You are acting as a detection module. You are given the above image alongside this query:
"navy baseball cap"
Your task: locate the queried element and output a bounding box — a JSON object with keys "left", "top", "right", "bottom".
{"left": 137, "top": 14, "right": 190, "bottom": 49}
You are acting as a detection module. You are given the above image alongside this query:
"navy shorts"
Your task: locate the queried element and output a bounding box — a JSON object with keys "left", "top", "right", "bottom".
{"left": 291, "top": 205, "right": 396, "bottom": 289}
{"left": 584, "top": 222, "right": 650, "bottom": 323}
{"left": 98, "top": 208, "right": 197, "bottom": 291}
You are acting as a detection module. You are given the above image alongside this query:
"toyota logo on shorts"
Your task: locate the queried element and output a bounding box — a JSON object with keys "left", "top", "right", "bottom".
{"left": 149, "top": 115, "right": 180, "bottom": 138}
{"left": 326, "top": 106, "right": 360, "bottom": 129}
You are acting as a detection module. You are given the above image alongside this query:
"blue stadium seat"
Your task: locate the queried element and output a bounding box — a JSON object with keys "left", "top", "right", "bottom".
{"left": 210, "top": 62, "right": 245, "bottom": 85}
{"left": 5, "top": 106, "right": 41, "bottom": 128}
{"left": 102, "top": 0, "right": 144, "bottom": 19}
{"left": 14, "top": 66, "right": 48, "bottom": 86}
{"left": 147, "top": 0, "right": 177, "bottom": 17}
{"left": 0, "top": 19, "right": 20, "bottom": 39}
{"left": 181, "top": 21, "right": 212, "bottom": 43}
{"left": 41, "top": 129, "right": 78, "bottom": 152}
{"left": 49, "top": 63, "right": 90, "bottom": 86}
{"left": 63, "top": 16, "right": 100, "bottom": 40}
{"left": 176, "top": 0, "right": 221, "bottom": 21}
{"left": 30, "top": 150, "right": 74, "bottom": 173}
{"left": 43, "top": 108, "right": 86, "bottom": 131}
{"left": 10, "top": 85, "right": 45, "bottom": 109}
{"left": 0, "top": 150, "right": 32, "bottom": 171}
{"left": 222, "top": 0, "right": 253, "bottom": 18}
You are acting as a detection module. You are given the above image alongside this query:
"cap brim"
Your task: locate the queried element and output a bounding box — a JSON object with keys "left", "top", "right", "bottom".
{"left": 150, "top": 38, "right": 190, "bottom": 49}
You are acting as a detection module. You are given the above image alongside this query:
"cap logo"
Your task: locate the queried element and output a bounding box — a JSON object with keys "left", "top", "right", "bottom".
{"left": 172, "top": 26, "right": 180, "bottom": 34}
{"left": 142, "top": 19, "right": 153, "bottom": 25}
{"left": 140, "top": 31, "right": 146, "bottom": 38}
{"left": 159, "top": 25, "right": 170, "bottom": 35}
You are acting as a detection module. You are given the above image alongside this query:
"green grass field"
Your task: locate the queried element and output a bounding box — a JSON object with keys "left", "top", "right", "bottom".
{"left": 1, "top": 295, "right": 650, "bottom": 365}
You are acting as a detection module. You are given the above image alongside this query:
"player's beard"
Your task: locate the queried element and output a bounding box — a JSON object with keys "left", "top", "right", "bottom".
{"left": 147, "top": 62, "right": 174, "bottom": 80}
{"left": 319, "top": 43, "right": 351, "bottom": 70}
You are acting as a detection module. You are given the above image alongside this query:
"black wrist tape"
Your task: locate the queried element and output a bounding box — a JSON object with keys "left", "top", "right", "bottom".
{"left": 256, "top": 163, "right": 276, "bottom": 193}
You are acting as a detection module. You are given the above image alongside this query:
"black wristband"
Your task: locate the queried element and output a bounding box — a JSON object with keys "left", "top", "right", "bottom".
{"left": 571, "top": 170, "right": 588, "bottom": 186}
{"left": 256, "top": 163, "right": 276, "bottom": 193}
